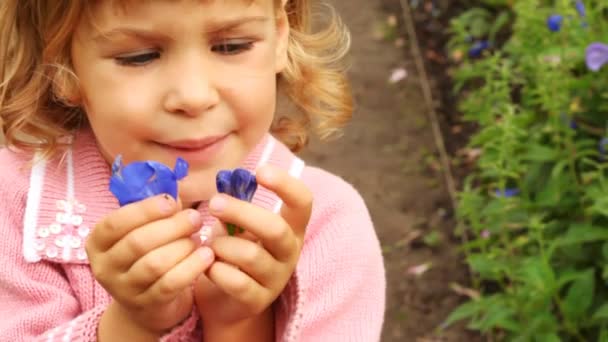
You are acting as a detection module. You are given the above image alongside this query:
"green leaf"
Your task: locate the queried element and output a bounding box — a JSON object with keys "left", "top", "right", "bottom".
{"left": 562, "top": 270, "right": 595, "bottom": 322}
{"left": 521, "top": 144, "right": 558, "bottom": 162}
{"left": 489, "top": 11, "right": 511, "bottom": 41}
{"left": 551, "top": 225, "right": 608, "bottom": 251}
{"left": 473, "top": 305, "right": 519, "bottom": 332}
{"left": 533, "top": 333, "right": 561, "bottom": 342}
{"left": 515, "top": 258, "right": 556, "bottom": 295}
{"left": 468, "top": 254, "right": 508, "bottom": 280}
{"left": 592, "top": 304, "right": 608, "bottom": 323}
{"left": 443, "top": 300, "right": 483, "bottom": 327}
{"left": 511, "top": 311, "right": 559, "bottom": 341}
{"left": 600, "top": 327, "right": 608, "bottom": 342}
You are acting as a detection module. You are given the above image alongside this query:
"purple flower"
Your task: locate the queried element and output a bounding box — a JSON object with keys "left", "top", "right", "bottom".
{"left": 547, "top": 14, "right": 564, "bottom": 32}
{"left": 216, "top": 168, "right": 258, "bottom": 202}
{"left": 216, "top": 168, "right": 258, "bottom": 235}
{"left": 481, "top": 230, "right": 491, "bottom": 239}
{"left": 599, "top": 138, "right": 608, "bottom": 159}
{"left": 575, "top": 0, "right": 586, "bottom": 17}
{"left": 495, "top": 188, "right": 519, "bottom": 197}
{"left": 560, "top": 112, "right": 577, "bottom": 130}
{"left": 468, "top": 40, "right": 490, "bottom": 58}
{"left": 110, "top": 155, "right": 189, "bottom": 206}
{"left": 585, "top": 43, "right": 608, "bottom": 72}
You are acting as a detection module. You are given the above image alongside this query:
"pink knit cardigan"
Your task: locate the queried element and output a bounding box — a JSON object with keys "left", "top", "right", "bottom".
{"left": 0, "top": 129, "right": 385, "bottom": 341}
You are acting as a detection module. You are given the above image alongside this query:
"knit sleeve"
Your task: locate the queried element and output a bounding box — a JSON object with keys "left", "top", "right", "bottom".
{"left": 0, "top": 250, "right": 200, "bottom": 342}
{"left": 275, "top": 168, "right": 386, "bottom": 341}
{"left": 0, "top": 176, "right": 102, "bottom": 340}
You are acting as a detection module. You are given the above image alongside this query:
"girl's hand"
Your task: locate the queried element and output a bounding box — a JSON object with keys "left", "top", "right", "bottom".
{"left": 193, "top": 165, "right": 312, "bottom": 326}
{"left": 85, "top": 195, "right": 215, "bottom": 335}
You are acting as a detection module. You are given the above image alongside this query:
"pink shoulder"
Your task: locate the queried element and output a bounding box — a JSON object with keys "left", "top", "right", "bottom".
{"left": 300, "top": 166, "right": 372, "bottom": 239}
{"left": 0, "top": 148, "right": 34, "bottom": 195}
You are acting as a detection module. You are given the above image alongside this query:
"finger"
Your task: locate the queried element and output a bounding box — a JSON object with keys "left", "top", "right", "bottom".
{"left": 141, "top": 246, "right": 215, "bottom": 305}
{"left": 107, "top": 209, "right": 203, "bottom": 269}
{"left": 109, "top": 208, "right": 202, "bottom": 269}
{"left": 255, "top": 165, "right": 312, "bottom": 240}
{"left": 206, "top": 261, "right": 271, "bottom": 315}
{"left": 209, "top": 221, "right": 259, "bottom": 243}
{"left": 209, "top": 195, "right": 297, "bottom": 261}
{"left": 89, "top": 194, "right": 179, "bottom": 252}
{"left": 211, "top": 236, "right": 277, "bottom": 286}
{"left": 127, "top": 237, "right": 197, "bottom": 288}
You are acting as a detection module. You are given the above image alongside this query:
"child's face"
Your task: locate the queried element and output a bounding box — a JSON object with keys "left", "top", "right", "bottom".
{"left": 71, "top": 0, "right": 288, "bottom": 205}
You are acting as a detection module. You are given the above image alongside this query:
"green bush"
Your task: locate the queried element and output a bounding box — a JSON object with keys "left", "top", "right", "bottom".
{"left": 445, "top": 1, "right": 608, "bottom": 340}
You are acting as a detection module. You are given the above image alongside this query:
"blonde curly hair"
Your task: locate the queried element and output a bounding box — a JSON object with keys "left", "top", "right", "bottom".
{"left": 0, "top": 0, "right": 352, "bottom": 158}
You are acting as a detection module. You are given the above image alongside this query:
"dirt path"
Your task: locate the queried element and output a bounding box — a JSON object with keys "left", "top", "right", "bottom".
{"left": 299, "top": 1, "right": 482, "bottom": 340}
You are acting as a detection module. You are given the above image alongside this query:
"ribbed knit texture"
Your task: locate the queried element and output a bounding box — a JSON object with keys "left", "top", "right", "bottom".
{"left": 0, "top": 128, "right": 386, "bottom": 341}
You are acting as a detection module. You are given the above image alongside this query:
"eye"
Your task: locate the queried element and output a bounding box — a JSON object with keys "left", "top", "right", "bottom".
{"left": 211, "top": 40, "right": 254, "bottom": 55}
{"left": 115, "top": 51, "right": 161, "bottom": 67}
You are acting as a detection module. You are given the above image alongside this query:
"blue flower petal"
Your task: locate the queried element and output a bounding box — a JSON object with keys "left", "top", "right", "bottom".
{"left": 468, "top": 40, "right": 490, "bottom": 58}
{"left": 243, "top": 177, "right": 258, "bottom": 202}
{"left": 230, "top": 168, "right": 257, "bottom": 202}
{"left": 111, "top": 155, "right": 123, "bottom": 175}
{"left": 599, "top": 137, "right": 608, "bottom": 155}
{"left": 575, "top": 0, "right": 586, "bottom": 17}
{"left": 547, "top": 14, "right": 563, "bottom": 32}
{"left": 173, "top": 158, "right": 189, "bottom": 180}
{"left": 216, "top": 168, "right": 257, "bottom": 202}
{"left": 146, "top": 177, "right": 178, "bottom": 199}
{"left": 120, "top": 162, "right": 156, "bottom": 190}
{"left": 495, "top": 188, "right": 519, "bottom": 197}
{"left": 216, "top": 170, "right": 234, "bottom": 195}
{"left": 109, "top": 156, "right": 188, "bottom": 206}
{"left": 109, "top": 176, "right": 140, "bottom": 206}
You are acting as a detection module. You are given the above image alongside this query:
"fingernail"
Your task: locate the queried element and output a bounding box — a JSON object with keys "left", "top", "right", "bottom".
{"left": 197, "top": 247, "right": 214, "bottom": 262}
{"left": 158, "top": 195, "right": 173, "bottom": 213}
{"left": 189, "top": 210, "right": 202, "bottom": 226}
{"left": 209, "top": 196, "right": 227, "bottom": 212}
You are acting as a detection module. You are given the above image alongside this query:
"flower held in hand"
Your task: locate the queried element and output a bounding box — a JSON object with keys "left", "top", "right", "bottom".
{"left": 110, "top": 155, "right": 189, "bottom": 206}
{"left": 216, "top": 168, "right": 258, "bottom": 235}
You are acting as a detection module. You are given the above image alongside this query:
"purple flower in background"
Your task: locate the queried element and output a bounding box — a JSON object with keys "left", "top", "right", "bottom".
{"left": 216, "top": 168, "right": 258, "bottom": 235}
{"left": 110, "top": 156, "right": 189, "bottom": 206}
{"left": 480, "top": 230, "right": 491, "bottom": 239}
{"left": 560, "top": 112, "right": 577, "bottom": 130}
{"left": 547, "top": 14, "right": 564, "bottom": 32}
{"left": 468, "top": 40, "right": 490, "bottom": 58}
{"left": 585, "top": 43, "right": 608, "bottom": 72}
{"left": 495, "top": 188, "right": 520, "bottom": 197}
{"left": 599, "top": 138, "right": 608, "bottom": 160}
{"left": 575, "top": 0, "right": 586, "bottom": 17}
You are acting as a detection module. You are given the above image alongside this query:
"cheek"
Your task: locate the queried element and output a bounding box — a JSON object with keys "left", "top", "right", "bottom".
{"left": 223, "top": 73, "right": 277, "bottom": 124}
{"left": 81, "top": 73, "right": 157, "bottom": 127}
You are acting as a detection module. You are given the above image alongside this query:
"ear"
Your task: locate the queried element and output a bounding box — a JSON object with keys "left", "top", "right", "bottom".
{"left": 274, "top": 4, "right": 290, "bottom": 74}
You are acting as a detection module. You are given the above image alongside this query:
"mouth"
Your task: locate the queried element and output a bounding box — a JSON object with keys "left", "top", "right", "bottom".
{"left": 155, "top": 133, "right": 229, "bottom": 164}
{"left": 161, "top": 134, "right": 227, "bottom": 150}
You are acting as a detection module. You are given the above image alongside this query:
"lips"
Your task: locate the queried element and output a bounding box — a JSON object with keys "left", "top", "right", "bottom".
{"left": 162, "top": 134, "right": 227, "bottom": 150}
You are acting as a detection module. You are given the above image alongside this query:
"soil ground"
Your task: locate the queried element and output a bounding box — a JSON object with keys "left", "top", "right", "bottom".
{"left": 299, "top": 0, "right": 484, "bottom": 341}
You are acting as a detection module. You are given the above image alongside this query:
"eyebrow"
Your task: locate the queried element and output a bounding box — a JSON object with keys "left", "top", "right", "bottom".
{"left": 92, "top": 15, "right": 269, "bottom": 43}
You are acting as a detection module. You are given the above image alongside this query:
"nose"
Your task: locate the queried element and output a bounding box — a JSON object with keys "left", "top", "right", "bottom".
{"left": 163, "top": 52, "right": 219, "bottom": 116}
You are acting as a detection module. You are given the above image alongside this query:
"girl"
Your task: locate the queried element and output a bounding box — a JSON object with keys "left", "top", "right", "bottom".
{"left": 0, "top": 0, "right": 385, "bottom": 341}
